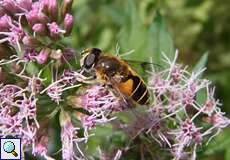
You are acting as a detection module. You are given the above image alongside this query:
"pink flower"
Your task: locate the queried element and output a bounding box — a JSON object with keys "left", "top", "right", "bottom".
{"left": 0, "top": 0, "right": 21, "bottom": 14}
{"left": 80, "top": 115, "right": 97, "bottom": 130}
{"left": 47, "top": 22, "right": 65, "bottom": 38}
{"left": 209, "top": 113, "right": 230, "bottom": 129}
{"left": 0, "top": 85, "right": 39, "bottom": 151}
{"left": 64, "top": 13, "right": 74, "bottom": 36}
{"left": 0, "top": 14, "right": 12, "bottom": 32}
{"left": 17, "top": 96, "right": 37, "bottom": 120}
{"left": 79, "top": 85, "right": 123, "bottom": 112}
{"left": 61, "top": 70, "right": 77, "bottom": 85}
{"left": 41, "top": 78, "right": 81, "bottom": 104}
{"left": 35, "top": 47, "right": 50, "bottom": 64}
{"left": 202, "top": 87, "right": 221, "bottom": 116}
{"left": 149, "top": 74, "right": 169, "bottom": 96}
{"left": 32, "top": 23, "right": 47, "bottom": 36}
{"left": 181, "top": 88, "right": 196, "bottom": 106}
{"left": 23, "top": 47, "right": 37, "bottom": 62}
{"left": 46, "top": 83, "right": 63, "bottom": 103}
{"left": 47, "top": 0, "right": 58, "bottom": 21}
{"left": 26, "top": 9, "right": 40, "bottom": 26}
{"left": 25, "top": 4, "right": 48, "bottom": 27}
{"left": 171, "top": 119, "right": 202, "bottom": 160}
{"left": 60, "top": 110, "right": 84, "bottom": 160}
{"left": 170, "top": 64, "right": 183, "bottom": 82}
{"left": 0, "top": 23, "right": 25, "bottom": 50}
{"left": 145, "top": 51, "right": 229, "bottom": 159}
{"left": 32, "top": 136, "right": 48, "bottom": 157}
{"left": 18, "top": 0, "right": 32, "bottom": 11}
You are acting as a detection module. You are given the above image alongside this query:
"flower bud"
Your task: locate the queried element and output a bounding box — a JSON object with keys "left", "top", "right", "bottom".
{"left": 26, "top": 9, "right": 49, "bottom": 27}
{"left": 64, "top": 13, "right": 74, "bottom": 36}
{"left": 47, "top": 0, "right": 58, "bottom": 21}
{"left": 18, "top": 0, "right": 32, "bottom": 11}
{"left": 0, "top": 15, "right": 12, "bottom": 32}
{"left": 22, "top": 36, "right": 41, "bottom": 48}
{"left": 61, "top": 0, "right": 73, "bottom": 17}
{"left": 35, "top": 48, "right": 50, "bottom": 64}
{"left": 26, "top": 10, "right": 39, "bottom": 26}
{"left": 48, "top": 22, "right": 65, "bottom": 38}
{"left": 1, "top": 0, "right": 21, "bottom": 14}
{"left": 32, "top": 23, "right": 47, "bottom": 36}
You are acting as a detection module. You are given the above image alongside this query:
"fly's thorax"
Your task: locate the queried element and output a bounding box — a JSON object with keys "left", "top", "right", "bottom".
{"left": 95, "top": 56, "right": 129, "bottom": 80}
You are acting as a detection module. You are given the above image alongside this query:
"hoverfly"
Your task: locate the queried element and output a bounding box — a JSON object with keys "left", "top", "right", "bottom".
{"left": 80, "top": 48, "right": 151, "bottom": 106}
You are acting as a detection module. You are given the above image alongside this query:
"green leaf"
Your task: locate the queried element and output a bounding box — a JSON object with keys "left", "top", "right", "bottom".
{"left": 225, "top": 148, "right": 230, "bottom": 160}
{"left": 196, "top": 88, "right": 207, "bottom": 105}
{"left": 203, "top": 129, "right": 230, "bottom": 156}
{"left": 26, "top": 62, "right": 39, "bottom": 75}
{"left": 86, "top": 124, "right": 119, "bottom": 156}
{"left": 226, "top": 148, "right": 230, "bottom": 160}
{"left": 40, "top": 66, "right": 52, "bottom": 86}
{"left": 194, "top": 52, "right": 209, "bottom": 74}
{"left": 117, "top": 0, "right": 148, "bottom": 61}
{"left": 147, "top": 12, "right": 174, "bottom": 64}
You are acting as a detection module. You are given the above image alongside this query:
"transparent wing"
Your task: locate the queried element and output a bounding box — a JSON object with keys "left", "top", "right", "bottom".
{"left": 123, "top": 59, "right": 162, "bottom": 80}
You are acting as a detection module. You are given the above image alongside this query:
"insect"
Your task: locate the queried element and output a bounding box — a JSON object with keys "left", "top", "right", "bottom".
{"left": 80, "top": 48, "right": 150, "bottom": 105}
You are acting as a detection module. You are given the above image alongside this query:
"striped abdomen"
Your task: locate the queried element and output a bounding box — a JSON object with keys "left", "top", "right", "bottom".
{"left": 117, "top": 75, "right": 150, "bottom": 105}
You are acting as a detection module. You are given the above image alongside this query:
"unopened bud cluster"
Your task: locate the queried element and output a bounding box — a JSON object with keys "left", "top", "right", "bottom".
{"left": 0, "top": 0, "right": 74, "bottom": 66}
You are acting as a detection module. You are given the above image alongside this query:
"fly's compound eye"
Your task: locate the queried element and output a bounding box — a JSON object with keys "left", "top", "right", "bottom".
{"left": 81, "top": 48, "right": 101, "bottom": 71}
{"left": 84, "top": 53, "right": 96, "bottom": 69}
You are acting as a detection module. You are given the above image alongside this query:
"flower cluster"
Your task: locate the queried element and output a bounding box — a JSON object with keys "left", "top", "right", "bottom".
{"left": 0, "top": 0, "right": 86, "bottom": 160}
{"left": 114, "top": 51, "right": 230, "bottom": 160}
{"left": 0, "top": 84, "right": 39, "bottom": 151}
{"left": 0, "top": 0, "right": 74, "bottom": 69}
{"left": 63, "top": 52, "right": 228, "bottom": 160}
{"left": 38, "top": 69, "right": 87, "bottom": 105}
{"left": 68, "top": 84, "right": 124, "bottom": 139}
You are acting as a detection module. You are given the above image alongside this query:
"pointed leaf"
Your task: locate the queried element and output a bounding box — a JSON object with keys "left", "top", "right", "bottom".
{"left": 194, "top": 52, "right": 209, "bottom": 73}
{"left": 147, "top": 13, "right": 174, "bottom": 64}
{"left": 117, "top": 0, "right": 148, "bottom": 61}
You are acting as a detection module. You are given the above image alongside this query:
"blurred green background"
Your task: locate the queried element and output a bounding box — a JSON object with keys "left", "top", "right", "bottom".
{"left": 65, "top": 0, "right": 230, "bottom": 159}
